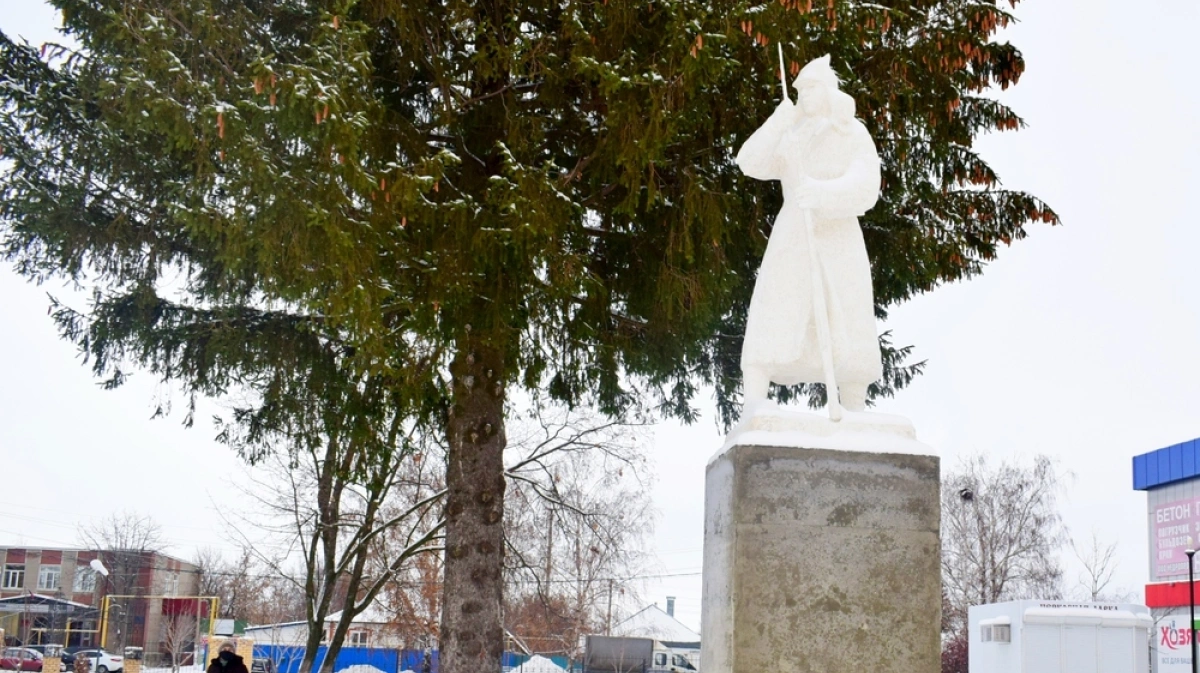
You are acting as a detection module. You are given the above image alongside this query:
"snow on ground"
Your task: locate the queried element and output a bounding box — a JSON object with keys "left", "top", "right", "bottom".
{"left": 337, "top": 665, "right": 388, "bottom": 673}
{"left": 143, "top": 666, "right": 204, "bottom": 673}
{"left": 512, "top": 655, "right": 565, "bottom": 673}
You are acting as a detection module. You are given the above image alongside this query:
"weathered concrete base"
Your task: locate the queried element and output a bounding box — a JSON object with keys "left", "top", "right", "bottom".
{"left": 701, "top": 443, "right": 941, "bottom": 673}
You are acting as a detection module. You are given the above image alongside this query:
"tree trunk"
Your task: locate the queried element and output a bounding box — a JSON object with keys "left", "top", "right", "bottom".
{"left": 440, "top": 342, "right": 506, "bottom": 673}
{"left": 298, "top": 436, "right": 345, "bottom": 673}
{"left": 321, "top": 620, "right": 349, "bottom": 673}
{"left": 320, "top": 501, "right": 379, "bottom": 673}
{"left": 298, "top": 619, "right": 327, "bottom": 673}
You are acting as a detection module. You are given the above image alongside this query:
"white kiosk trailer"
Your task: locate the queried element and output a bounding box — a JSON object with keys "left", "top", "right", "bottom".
{"left": 968, "top": 600, "right": 1152, "bottom": 673}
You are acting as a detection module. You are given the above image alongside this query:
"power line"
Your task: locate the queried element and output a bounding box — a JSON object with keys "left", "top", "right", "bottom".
{"left": 506, "top": 570, "right": 701, "bottom": 585}
{"left": 0, "top": 510, "right": 83, "bottom": 529}
{"left": 0, "top": 508, "right": 235, "bottom": 549}
{"left": 0, "top": 500, "right": 239, "bottom": 533}
{"left": 652, "top": 546, "right": 702, "bottom": 556}
{"left": 0, "top": 527, "right": 76, "bottom": 546}
{"left": 0, "top": 508, "right": 702, "bottom": 587}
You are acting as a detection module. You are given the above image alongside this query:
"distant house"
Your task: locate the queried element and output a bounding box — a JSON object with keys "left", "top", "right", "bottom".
{"left": 611, "top": 601, "right": 700, "bottom": 669}
{"left": 245, "top": 604, "right": 404, "bottom": 650}
{"left": 0, "top": 546, "right": 199, "bottom": 652}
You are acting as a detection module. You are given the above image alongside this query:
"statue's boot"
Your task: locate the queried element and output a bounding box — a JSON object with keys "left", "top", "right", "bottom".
{"left": 840, "top": 382, "right": 868, "bottom": 413}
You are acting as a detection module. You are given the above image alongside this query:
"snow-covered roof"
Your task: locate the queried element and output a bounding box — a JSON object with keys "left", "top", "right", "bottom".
{"left": 513, "top": 655, "right": 565, "bottom": 673}
{"left": 0, "top": 593, "right": 90, "bottom": 608}
{"left": 612, "top": 605, "right": 700, "bottom": 645}
{"left": 1023, "top": 608, "right": 1151, "bottom": 628}
{"left": 247, "top": 603, "right": 394, "bottom": 632}
{"left": 245, "top": 620, "right": 304, "bottom": 633}
{"left": 325, "top": 603, "right": 392, "bottom": 625}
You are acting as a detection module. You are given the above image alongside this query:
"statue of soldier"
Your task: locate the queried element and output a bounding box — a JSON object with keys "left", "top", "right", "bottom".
{"left": 737, "top": 54, "right": 883, "bottom": 420}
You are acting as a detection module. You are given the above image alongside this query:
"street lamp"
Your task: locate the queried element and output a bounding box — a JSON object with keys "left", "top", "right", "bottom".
{"left": 1186, "top": 546, "right": 1197, "bottom": 673}
{"left": 89, "top": 560, "right": 109, "bottom": 578}
{"left": 89, "top": 560, "right": 110, "bottom": 673}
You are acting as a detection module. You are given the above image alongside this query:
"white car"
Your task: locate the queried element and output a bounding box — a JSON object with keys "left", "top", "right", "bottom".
{"left": 70, "top": 650, "right": 122, "bottom": 673}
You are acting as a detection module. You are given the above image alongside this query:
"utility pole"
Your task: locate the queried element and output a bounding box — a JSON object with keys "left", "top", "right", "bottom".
{"left": 1188, "top": 546, "right": 1197, "bottom": 673}
{"left": 544, "top": 513, "right": 554, "bottom": 586}
{"left": 194, "top": 597, "right": 203, "bottom": 667}
{"left": 605, "top": 579, "right": 613, "bottom": 635}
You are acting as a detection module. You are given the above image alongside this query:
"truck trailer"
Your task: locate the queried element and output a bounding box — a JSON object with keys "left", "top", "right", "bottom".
{"left": 582, "top": 636, "right": 697, "bottom": 673}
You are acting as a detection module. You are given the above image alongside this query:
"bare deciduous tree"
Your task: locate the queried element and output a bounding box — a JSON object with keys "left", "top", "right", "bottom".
{"left": 374, "top": 453, "right": 447, "bottom": 651}
{"left": 195, "top": 547, "right": 262, "bottom": 620}
{"left": 79, "top": 511, "right": 167, "bottom": 650}
{"left": 1070, "top": 531, "right": 1137, "bottom": 603}
{"left": 501, "top": 405, "right": 653, "bottom": 663}
{"left": 1072, "top": 531, "right": 1117, "bottom": 602}
{"left": 80, "top": 511, "right": 166, "bottom": 552}
{"left": 378, "top": 551, "right": 443, "bottom": 650}
{"left": 227, "top": 422, "right": 444, "bottom": 673}
{"left": 242, "top": 573, "right": 308, "bottom": 627}
{"left": 194, "top": 548, "right": 228, "bottom": 601}
{"left": 941, "top": 454, "right": 1069, "bottom": 634}
{"left": 161, "top": 613, "right": 198, "bottom": 673}
{"left": 78, "top": 511, "right": 166, "bottom": 595}
{"left": 373, "top": 403, "right": 655, "bottom": 664}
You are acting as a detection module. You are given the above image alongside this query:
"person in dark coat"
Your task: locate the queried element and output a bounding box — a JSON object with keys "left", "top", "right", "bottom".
{"left": 207, "top": 640, "right": 249, "bottom": 673}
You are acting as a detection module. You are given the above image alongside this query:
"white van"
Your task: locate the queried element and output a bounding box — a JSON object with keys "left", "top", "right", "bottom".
{"left": 650, "top": 646, "right": 697, "bottom": 673}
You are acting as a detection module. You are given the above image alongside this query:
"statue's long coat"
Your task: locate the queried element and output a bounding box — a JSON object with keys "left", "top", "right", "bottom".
{"left": 737, "top": 101, "right": 883, "bottom": 387}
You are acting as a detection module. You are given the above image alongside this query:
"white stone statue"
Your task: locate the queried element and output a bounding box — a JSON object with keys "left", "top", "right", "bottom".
{"left": 738, "top": 54, "right": 882, "bottom": 421}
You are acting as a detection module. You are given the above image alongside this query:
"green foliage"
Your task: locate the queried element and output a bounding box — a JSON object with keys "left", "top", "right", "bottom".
{"left": 1, "top": 2, "right": 1056, "bottom": 669}
{"left": 1, "top": 0, "right": 1055, "bottom": 431}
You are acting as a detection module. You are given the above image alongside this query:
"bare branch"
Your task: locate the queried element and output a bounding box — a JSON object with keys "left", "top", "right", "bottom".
{"left": 940, "top": 454, "right": 1068, "bottom": 635}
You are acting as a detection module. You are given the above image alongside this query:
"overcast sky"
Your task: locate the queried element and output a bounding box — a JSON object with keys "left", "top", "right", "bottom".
{"left": 3, "top": 0, "right": 1199, "bottom": 633}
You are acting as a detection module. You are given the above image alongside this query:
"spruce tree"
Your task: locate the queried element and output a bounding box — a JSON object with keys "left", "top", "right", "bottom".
{"left": 0, "top": 2, "right": 1056, "bottom": 672}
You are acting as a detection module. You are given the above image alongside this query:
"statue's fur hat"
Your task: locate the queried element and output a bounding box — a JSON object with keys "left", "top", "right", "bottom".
{"left": 793, "top": 54, "right": 840, "bottom": 88}
{"left": 792, "top": 54, "right": 857, "bottom": 123}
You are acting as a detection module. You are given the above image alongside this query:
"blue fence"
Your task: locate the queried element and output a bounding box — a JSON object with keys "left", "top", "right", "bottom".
{"left": 509, "top": 654, "right": 571, "bottom": 671}
{"left": 253, "top": 645, "right": 400, "bottom": 673}
{"left": 252, "top": 645, "right": 570, "bottom": 673}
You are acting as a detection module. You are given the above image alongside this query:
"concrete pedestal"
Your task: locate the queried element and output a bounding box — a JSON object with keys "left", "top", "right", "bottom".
{"left": 701, "top": 423, "right": 940, "bottom": 673}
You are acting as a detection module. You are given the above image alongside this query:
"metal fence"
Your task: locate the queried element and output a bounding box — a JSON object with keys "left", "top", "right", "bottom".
{"left": 250, "top": 645, "right": 570, "bottom": 673}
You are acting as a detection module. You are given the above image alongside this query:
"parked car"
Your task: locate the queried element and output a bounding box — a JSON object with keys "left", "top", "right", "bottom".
{"left": 0, "top": 648, "right": 43, "bottom": 672}
{"left": 58, "top": 649, "right": 84, "bottom": 669}
{"left": 68, "top": 651, "right": 122, "bottom": 673}
{"left": 14, "top": 647, "right": 75, "bottom": 665}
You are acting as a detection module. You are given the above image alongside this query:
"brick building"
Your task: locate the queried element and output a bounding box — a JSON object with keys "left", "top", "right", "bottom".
{"left": 0, "top": 546, "right": 200, "bottom": 653}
